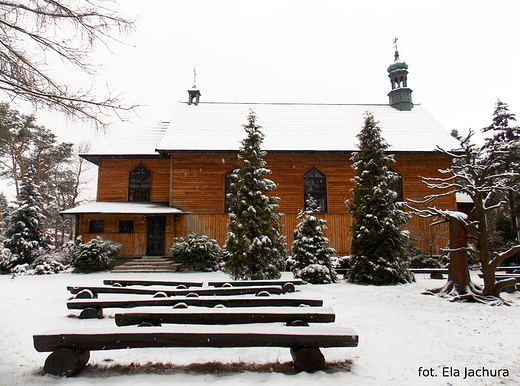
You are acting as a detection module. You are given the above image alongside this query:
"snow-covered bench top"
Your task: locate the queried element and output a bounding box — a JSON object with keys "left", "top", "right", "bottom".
{"left": 67, "top": 284, "right": 284, "bottom": 297}
{"left": 208, "top": 279, "right": 304, "bottom": 287}
{"left": 103, "top": 279, "right": 203, "bottom": 287}
{"left": 34, "top": 324, "right": 359, "bottom": 352}
{"left": 114, "top": 306, "right": 336, "bottom": 326}
{"left": 67, "top": 296, "right": 324, "bottom": 310}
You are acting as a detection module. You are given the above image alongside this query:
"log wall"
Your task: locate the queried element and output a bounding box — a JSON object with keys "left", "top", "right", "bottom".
{"left": 76, "top": 213, "right": 175, "bottom": 257}
{"left": 97, "top": 158, "right": 170, "bottom": 202}
{"left": 87, "top": 152, "right": 455, "bottom": 256}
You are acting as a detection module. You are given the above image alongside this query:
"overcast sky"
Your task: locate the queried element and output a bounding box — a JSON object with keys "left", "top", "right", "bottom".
{"left": 2, "top": 0, "right": 520, "bottom": 195}
{"left": 23, "top": 0, "right": 517, "bottom": 147}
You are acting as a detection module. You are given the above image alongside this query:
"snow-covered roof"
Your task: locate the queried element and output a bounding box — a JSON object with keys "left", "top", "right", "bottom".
{"left": 60, "top": 201, "right": 184, "bottom": 217}
{"left": 81, "top": 121, "right": 169, "bottom": 164}
{"left": 155, "top": 102, "right": 460, "bottom": 153}
{"left": 456, "top": 192, "right": 473, "bottom": 204}
{"left": 82, "top": 102, "right": 460, "bottom": 160}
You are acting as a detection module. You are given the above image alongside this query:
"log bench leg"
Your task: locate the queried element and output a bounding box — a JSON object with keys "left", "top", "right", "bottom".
{"left": 43, "top": 348, "right": 90, "bottom": 377}
{"left": 290, "top": 346, "right": 326, "bottom": 373}
{"left": 79, "top": 307, "right": 103, "bottom": 319}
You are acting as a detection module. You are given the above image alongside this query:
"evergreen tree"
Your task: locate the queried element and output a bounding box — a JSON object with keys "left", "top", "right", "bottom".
{"left": 0, "top": 192, "right": 10, "bottom": 238}
{"left": 291, "top": 198, "right": 337, "bottom": 283}
{"left": 4, "top": 170, "right": 48, "bottom": 265}
{"left": 223, "top": 109, "right": 287, "bottom": 280}
{"left": 482, "top": 99, "right": 520, "bottom": 242}
{"left": 347, "top": 112, "right": 414, "bottom": 285}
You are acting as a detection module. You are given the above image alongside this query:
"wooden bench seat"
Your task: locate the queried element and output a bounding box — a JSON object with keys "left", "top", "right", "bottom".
{"left": 67, "top": 296, "right": 325, "bottom": 318}
{"left": 114, "top": 306, "right": 336, "bottom": 326}
{"left": 493, "top": 274, "right": 520, "bottom": 282}
{"left": 103, "top": 279, "right": 203, "bottom": 288}
{"left": 409, "top": 268, "right": 448, "bottom": 279}
{"left": 495, "top": 266, "right": 520, "bottom": 273}
{"left": 34, "top": 325, "right": 358, "bottom": 376}
{"left": 67, "top": 285, "right": 286, "bottom": 298}
{"left": 208, "top": 279, "right": 303, "bottom": 288}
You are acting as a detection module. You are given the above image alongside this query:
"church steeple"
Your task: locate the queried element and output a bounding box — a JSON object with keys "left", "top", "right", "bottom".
{"left": 187, "top": 66, "right": 201, "bottom": 105}
{"left": 387, "top": 39, "right": 413, "bottom": 111}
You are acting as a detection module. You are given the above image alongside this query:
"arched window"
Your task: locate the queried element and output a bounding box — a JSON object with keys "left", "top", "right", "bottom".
{"left": 224, "top": 168, "right": 239, "bottom": 213}
{"left": 128, "top": 165, "right": 151, "bottom": 202}
{"left": 389, "top": 168, "right": 403, "bottom": 202}
{"left": 304, "top": 168, "right": 327, "bottom": 212}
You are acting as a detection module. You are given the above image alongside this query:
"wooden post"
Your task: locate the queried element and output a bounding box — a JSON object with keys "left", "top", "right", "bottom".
{"left": 43, "top": 348, "right": 90, "bottom": 376}
{"left": 290, "top": 347, "right": 326, "bottom": 372}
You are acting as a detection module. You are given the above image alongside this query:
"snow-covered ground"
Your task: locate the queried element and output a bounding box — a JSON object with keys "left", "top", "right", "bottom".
{"left": 1, "top": 271, "right": 519, "bottom": 386}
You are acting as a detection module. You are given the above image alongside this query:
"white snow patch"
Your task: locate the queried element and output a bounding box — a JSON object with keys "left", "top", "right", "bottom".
{"left": 1, "top": 271, "right": 519, "bottom": 385}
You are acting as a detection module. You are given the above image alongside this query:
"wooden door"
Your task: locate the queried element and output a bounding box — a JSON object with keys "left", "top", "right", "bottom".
{"left": 146, "top": 216, "right": 166, "bottom": 256}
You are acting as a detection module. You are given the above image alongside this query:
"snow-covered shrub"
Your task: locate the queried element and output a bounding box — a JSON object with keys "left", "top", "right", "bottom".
{"left": 0, "top": 247, "right": 16, "bottom": 273}
{"left": 31, "top": 245, "right": 73, "bottom": 274}
{"left": 169, "top": 233, "right": 222, "bottom": 271}
{"left": 299, "top": 264, "right": 334, "bottom": 284}
{"left": 71, "top": 237, "right": 120, "bottom": 273}
{"left": 331, "top": 255, "right": 350, "bottom": 269}
{"left": 408, "top": 249, "right": 448, "bottom": 268}
{"left": 10, "top": 263, "right": 31, "bottom": 275}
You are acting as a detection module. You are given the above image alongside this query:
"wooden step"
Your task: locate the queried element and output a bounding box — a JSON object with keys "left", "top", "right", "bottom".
{"left": 111, "top": 257, "right": 181, "bottom": 273}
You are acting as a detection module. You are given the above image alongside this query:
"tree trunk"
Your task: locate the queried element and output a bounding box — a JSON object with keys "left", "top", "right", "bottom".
{"left": 448, "top": 217, "right": 470, "bottom": 292}
{"left": 475, "top": 200, "right": 497, "bottom": 296}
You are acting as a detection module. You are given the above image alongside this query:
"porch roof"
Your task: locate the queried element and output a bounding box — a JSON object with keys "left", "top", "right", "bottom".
{"left": 60, "top": 202, "right": 185, "bottom": 217}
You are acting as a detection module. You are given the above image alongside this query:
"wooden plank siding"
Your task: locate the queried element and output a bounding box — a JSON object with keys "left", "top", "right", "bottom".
{"left": 97, "top": 158, "right": 170, "bottom": 202}
{"left": 83, "top": 151, "right": 455, "bottom": 256}
{"left": 76, "top": 213, "right": 175, "bottom": 257}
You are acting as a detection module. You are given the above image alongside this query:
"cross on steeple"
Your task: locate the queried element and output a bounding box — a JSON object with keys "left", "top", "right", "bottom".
{"left": 188, "top": 65, "right": 201, "bottom": 105}
{"left": 393, "top": 37, "right": 399, "bottom": 60}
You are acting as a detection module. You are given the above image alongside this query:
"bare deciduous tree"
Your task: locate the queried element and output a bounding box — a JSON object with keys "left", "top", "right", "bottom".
{"left": 409, "top": 127, "right": 520, "bottom": 303}
{"left": 0, "top": 0, "right": 137, "bottom": 128}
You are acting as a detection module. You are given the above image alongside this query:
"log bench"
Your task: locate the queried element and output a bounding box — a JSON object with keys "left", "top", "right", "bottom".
{"left": 208, "top": 279, "right": 303, "bottom": 292}
{"left": 67, "top": 296, "right": 325, "bottom": 318}
{"left": 114, "top": 306, "right": 336, "bottom": 326}
{"left": 492, "top": 273, "right": 520, "bottom": 282}
{"left": 409, "top": 268, "right": 449, "bottom": 279}
{"left": 103, "top": 279, "right": 203, "bottom": 288}
{"left": 33, "top": 325, "right": 359, "bottom": 376}
{"left": 495, "top": 266, "right": 520, "bottom": 273}
{"left": 67, "top": 285, "right": 287, "bottom": 299}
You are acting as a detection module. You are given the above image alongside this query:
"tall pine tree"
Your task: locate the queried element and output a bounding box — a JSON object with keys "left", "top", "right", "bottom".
{"left": 291, "top": 197, "right": 337, "bottom": 283}
{"left": 347, "top": 112, "right": 413, "bottom": 285}
{"left": 4, "top": 169, "right": 48, "bottom": 265}
{"left": 223, "top": 109, "right": 287, "bottom": 280}
{"left": 482, "top": 99, "right": 520, "bottom": 242}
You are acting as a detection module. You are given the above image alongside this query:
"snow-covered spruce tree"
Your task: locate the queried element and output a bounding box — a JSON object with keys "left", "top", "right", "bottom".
{"left": 0, "top": 192, "right": 10, "bottom": 238}
{"left": 4, "top": 170, "right": 48, "bottom": 266}
{"left": 481, "top": 99, "right": 520, "bottom": 243}
{"left": 347, "top": 112, "right": 414, "bottom": 285}
{"left": 291, "top": 197, "right": 337, "bottom": 284}
{"left": 223, "top": 109, "right": 287, "bottom": 280}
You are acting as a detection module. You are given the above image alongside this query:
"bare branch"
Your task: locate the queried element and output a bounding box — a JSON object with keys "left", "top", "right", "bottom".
{"left": 0, "top": 0, "right": 137, "bottom": 129}
{"left": 489, "top": 244, "right": 520, "bottom": 267}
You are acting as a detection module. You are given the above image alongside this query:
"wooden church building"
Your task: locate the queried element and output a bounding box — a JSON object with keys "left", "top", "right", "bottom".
{"left": 62, "top": 51, "right": 460, "bottom": 257}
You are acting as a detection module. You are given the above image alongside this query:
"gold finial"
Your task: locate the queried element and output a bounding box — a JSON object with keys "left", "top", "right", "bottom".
{"left": 193, "top": 65, "right": 197, "bottom": 88}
